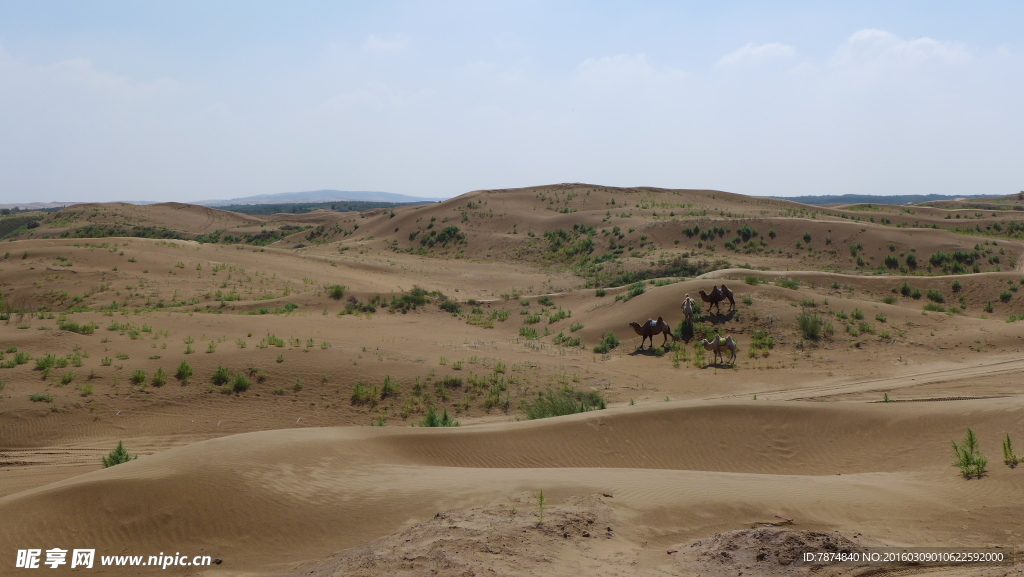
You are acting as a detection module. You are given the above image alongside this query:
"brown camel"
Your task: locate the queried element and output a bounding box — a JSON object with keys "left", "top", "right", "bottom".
{"left": 629, "top": 317, "right": 675, "bottom": 349}
{"left": 698, "top": 284, "right": 736, "bottom": 313}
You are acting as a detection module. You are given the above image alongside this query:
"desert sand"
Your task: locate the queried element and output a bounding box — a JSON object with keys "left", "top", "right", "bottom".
{"left": 2, "top": 184, "right": 1023, "bottom": 576}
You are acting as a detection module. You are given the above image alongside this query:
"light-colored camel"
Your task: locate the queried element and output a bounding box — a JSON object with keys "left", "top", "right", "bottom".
{"left": 699, "top": 334, "right": 738, "bottom": 364}
{"left": 629, "top": 317, "right": 675, "bottom": 349}
{"left": 680, "top": 294, "right": 696, "bottom": 322}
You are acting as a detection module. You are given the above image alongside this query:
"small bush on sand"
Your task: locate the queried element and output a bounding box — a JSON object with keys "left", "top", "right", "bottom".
{"left": 175, "top": 360, "right": 193, "bottom": 384}
{"left": 1003, "top": 434, "right": 1020, "bottom": 467}
{"left": 927, "top": 289, "right": 945, "bottom": 303}
{"left": 952, "top": 428, "right": 987, "bottom": 479}
{"left": 102, "top": 440, "right": 137, "bottom": 468}
{"left": 592, "top": 331, "right": 620, "bottom": 354}
{"left": 796, "top": 311, "right": 831, "bottom": 340}
{"left": 327, "top": 284, "right": 346, "bottom": 300}
{"left": 130, "top": 369, "right": 146, "bottom": 385}
{"left": 30, "top": 394, "right": 53, "bottom": 402}
{"left": 419, "top": 405, "right": 459, "bottom": 427}
{"left": 351, "top": 381, "right": 377, "bottom": 405}
{"left": 230, "top": 373, "right": 250, "bottom": 393}
{"left": 152, "top": 367, "right": 167, "bottom": 387}
{"left": 211, "top": 366, "right": 230, "bottom": 386}
{"left": 521, "top": 386, "right": 606, "bottom": 419}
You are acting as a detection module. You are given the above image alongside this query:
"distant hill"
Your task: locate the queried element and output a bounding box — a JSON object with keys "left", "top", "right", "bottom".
{"left": 773, "top": 193, "right": 1006, "bottom": 206}
{"left": 197, "top": 190, "right": 442, "bottom": 206}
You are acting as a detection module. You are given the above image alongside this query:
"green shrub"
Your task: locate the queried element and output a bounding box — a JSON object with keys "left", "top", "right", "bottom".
{"left": 419, "top": 405, "right": 459, "bottom": 427}
{"left": 175, "top": 360, "right": 193, "bottom": 383}
{"left": 595, "top": 288, "right": 606, "bottom": 297}
{"left": 30, "top": 394, "right": 53, "bottom": 402}
{"left": 102, "top": 440, "right": 137, "bottom": 468}
{"left": 523, "top": 314, "right": 541, "bottom": 325}
{"left": 951, "top": 280, "right": 962, "bottom": 293}
{"left": 35, "top": 353, "right": 57, "bottom": 371}
{"left": 59, "top": 371, "right": 76, "bottom": 385}
{"left": 796, "top": 310, "right": 832, "bottom": 340}
{"left": 230, "top": 373, "right": 250, "bottom": 393}
{"left": 850, "top": 308, "right": 864, "bottom": 320}
{"left": 519, "top": 327, "right": 539, "bottom": 339}
{"left": 952, "top": 428, "right": 987, "bottom": 478}
{"left": 521, "top": 386, "right": 606, "bottom": 419}
{"left": 1003, "top": 434, "right": 1020, "bottom": 467}
{"left": 592, "top": 331, "right": 620, "bottom": 354}
{"left": 881, "top": 295, "right": 898, "bottom": 305}
{"left": 211, "top": 365, "right": 231, "bottom": 386}
{"left": 927, "top": 289, "right": 945, "bottom": 303}
{"left": 538, "top": 295, "right": 555, "bottom": 306}
{"left": 899, "top": 281, "right": 912, "bottom": 296}
{"left": 741, "top": 295, "right": 753, "bottom": 305}
{"left": 923, "top": 302, "right": 946, "bottom": 312}
{"left": 351, "top": 381, "right": 377, "bottom": 404}
{"left": 775, "top": 278, "right": 800, "bottom": 290}
{"left": 875, "top": 313, "right": 887, "bottom": 323}
{"left": 130, "top": 369, "right": 146, "bottom": 385}
{"left": 910, "top": 288, "right": 922, "bottom": 299}
{"left": 381, "top": 375, "right": 400, "bottom": 398}
{"left": 327, "top": 284, "right": 346, "bottom": 299}
{"left": 999, "top": 290, "right": 1012, "bottom": 302}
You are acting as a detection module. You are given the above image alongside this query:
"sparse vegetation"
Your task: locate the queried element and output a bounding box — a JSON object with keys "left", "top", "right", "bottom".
{"left": 521, "top": 386, "right": 606, "bottom": 419}
{"left": 419, "top": 405, "right": 459, "bottom": 427}
{"left": 592, "top": 331, "right": 620, "bottom": 354}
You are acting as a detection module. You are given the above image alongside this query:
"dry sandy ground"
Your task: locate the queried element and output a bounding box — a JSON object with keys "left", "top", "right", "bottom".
{"left": 2, "top": 186, "right": 1024, "bottom": 576}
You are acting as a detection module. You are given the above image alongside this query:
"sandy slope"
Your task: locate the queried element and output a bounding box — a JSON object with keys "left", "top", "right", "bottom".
{"left": 2, "top": 399, "right": 1023, "bottom": 575}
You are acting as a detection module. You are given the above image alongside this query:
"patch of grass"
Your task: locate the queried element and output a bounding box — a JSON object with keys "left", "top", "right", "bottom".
{"left": 927, "top": 289, "right": 945, "bottom": 303}
{"left": 798, "top": 310, "right": 833, "bottom": 340}
{"left": 569, "top": 322, "right": 584, "bottom": 332}
{"left": 775, "top": 278, "right": 800, "bottom": 290}
{"left": 78, "top": 382, "right": 93, "bottom": 397}
{"left": 850, "top": 308, "right": 864, "bottom": 320}
{"left": 749, "top": 329, "right": 774, "bottom": 357}
{"left": 152, "top": 367, "right": 167, "bottom": 387}
{"left": 881, "top": 295, "right": 898, "bottom": 305}
{"left": 741, "top": 295, "right": 753, "bottom": 305}
{"left": 351, "top": 381, "right": 377, "bottom": 405}
{"left": 59, "top": 371, "right": 76, "bottom": 385}
{"left": 875, "top": 313, "right": 887, "bottom": 323}
{"left": 102, "top": 440, "right": 137, "bottom": 468}
{"left": 999, "top": 290, "right": 1012, "bottom": 302}
{"left": 595, "top": 288, "right": 606, "bottom": 297}
{"left": 523, "top": 314, "right": 541, "bottom": 325}
{"left": 30, "top": 394, "right": 54, "bottom": 402}
{"left": 521, "top": 386, "right": 606, "bottom": 419}
{"left": 519, "top": 327, "right": 539, "bottom": 339}
{"left": 537, "top": 295, "right": 555, "bottom": 306}
{"left": 614, "top": 281, "right": 646, "bottom": 302}
{"left": 57, "top": 319, "right": 99, "bottom": 335}
{"left": 130, "top": 369, "right": 146, "bottom": 385}
{"left": 923, "top": 302, "right": 946, "bottom": 312}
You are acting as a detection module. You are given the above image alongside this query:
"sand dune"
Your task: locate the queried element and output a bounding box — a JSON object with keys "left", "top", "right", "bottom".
{"left": 3, "top": 186, "right": 1024, "bottom": 575}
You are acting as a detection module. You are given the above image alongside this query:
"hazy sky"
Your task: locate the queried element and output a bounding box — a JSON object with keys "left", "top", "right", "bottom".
{"left": 1, "top": 1, "right": 1021, "bottom": 203}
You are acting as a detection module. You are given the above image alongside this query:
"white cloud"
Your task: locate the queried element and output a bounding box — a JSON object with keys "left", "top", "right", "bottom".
{"left": 831, "top": 29, "right": 969, "bottom": 68}
{"left": 361, "top": 34, "right": 408, "bottom": 54}
{"left": 716, "top": 42, "right": 797, "bottom": 67}
{"left": 576, "top": 54, "right": 685, "bottom": 86}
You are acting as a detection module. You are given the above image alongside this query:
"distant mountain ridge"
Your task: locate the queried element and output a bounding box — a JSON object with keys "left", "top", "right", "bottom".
{"left": 774, "top": 193, "right": 1006, "bottom": 206}
{"left": 196, "top": 190, "right": 441, "bottom": 206}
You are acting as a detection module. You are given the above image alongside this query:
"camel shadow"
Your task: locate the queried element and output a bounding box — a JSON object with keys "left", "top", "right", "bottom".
{"left": 701, "top": 311, "right": 737, "bottom": 325}
{"left": 628, "top": 346, "right": 669, "bottom": 357}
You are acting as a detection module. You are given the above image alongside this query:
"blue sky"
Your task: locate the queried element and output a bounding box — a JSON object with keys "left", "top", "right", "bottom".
{"left": 0, "top": 1, "right": 1021, "bottom": 202}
